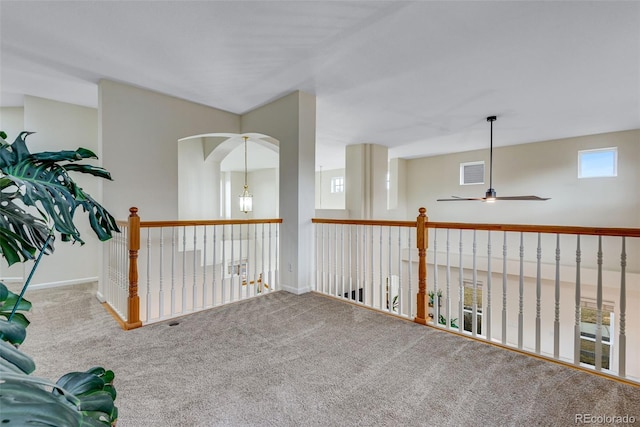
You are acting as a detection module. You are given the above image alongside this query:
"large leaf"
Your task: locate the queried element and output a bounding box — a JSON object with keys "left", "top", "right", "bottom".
{"left": 0, "top": 197, "right": 53, "bottom": 265}
{"left": 31, "top": 147, "right": 98, "bottom": 163}
{"left": 0, "top": 133, "right": 119, "bottom": 246}
{"left": 0, "top": 318, "right": 27, "bottom": 344}
{"left": 3, "top": 159, "right": 80, "bottom": 241}
{"left": 0, "top": 131, "right": 33, "bottom": 169}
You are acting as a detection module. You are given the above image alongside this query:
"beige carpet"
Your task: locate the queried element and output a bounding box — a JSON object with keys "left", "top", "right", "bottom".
{"left": 17, "top": 283, "right": 640, "bottom": 427}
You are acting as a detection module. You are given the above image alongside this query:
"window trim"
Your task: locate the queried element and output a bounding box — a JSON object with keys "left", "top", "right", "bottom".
{"left": 578, "top": 147, "right": 618, "bottom": 179}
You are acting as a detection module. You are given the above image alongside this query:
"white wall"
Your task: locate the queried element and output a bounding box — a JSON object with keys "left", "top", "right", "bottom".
{"left": 406, "top": 129, "right": 640, "bottom": 227}
{"left": 0, "top": 107, "right": 26, "bottom": 283}
{"left": 315, "top": 168, "right": 345, "bottom": 210}
{"left": 99, "top": 80, "right": 240, "bottom": 221}
{"left": 241, "top": 91, "right": 316, "bottom": 295}
{"left": 346, "top": 144, "right": 388, "bottom": 219}
{"left": 21, "top": 96, "right": 101, "bottom": 287}
{"left": 251, "top": 168, "right": 279, "bottom": 219}
{"left": 0, "top": 107, "right": 24, "bottom": 141}
{"left": 178, "top": 137, "right": 219, "bottom": 220}
{"left": 388, "top": 158, "right": 408, "bottom": 219}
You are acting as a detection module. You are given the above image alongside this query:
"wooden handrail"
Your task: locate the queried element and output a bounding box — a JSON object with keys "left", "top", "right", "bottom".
{"left": 312, "top": 218, "right": 640, "bottom": 238}
{"left": 312, "top": 218, "right": 416, "bottom": 228}
{"left": 139, "top": 218, "right": 282, "bottom": 228}
{"left": 119, "top": 218, "right": 282, "bottom": 228}
{"left": 427, "top": 222, "right": 640, "bottom": 237}
{"left": 126, "top": 207, "right": 142, "bottom": 330}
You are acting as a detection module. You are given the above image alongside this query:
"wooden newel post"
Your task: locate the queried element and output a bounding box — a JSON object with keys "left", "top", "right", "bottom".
{"left": 415, "top": 207, "right": 429, "bottom": 325}
{"left": 126, "top": 207, "right": 142, "bottom": 330}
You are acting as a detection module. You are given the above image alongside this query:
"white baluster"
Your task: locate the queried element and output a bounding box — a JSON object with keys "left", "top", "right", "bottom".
{"left": 333, "top": 224, "right": 339, "bottom": 296}
{"left": 486, "top": 231, "right": 492, "bottom": 341}
{"left": 459, "top": 229, "right": 464, "bottom": 333}
{"left": 619, "top": 237, "right": 627, "bottom": 377}
{"left": 433, "top": 228, "right": 439, "bottom": 323}
{"left": 222, "top": 225, "right": 226, "bottom": 304}
{"left": 472, "top": 230, "right": 477, "bottom": 336}
{"left": 239, "top": 223, "right": 243, "bottom": 299}
{"left": 445, "top": 229, "right": 451, "bottom": 329}
{"left": 502, "top": 231, "right": 507, "bottom": 344}
{"left": 380, "top": 226, "right": 384, "bottom": 311}
{"left": 203, "top": 226, "right": 207, "bottom": 306}
{"left": 231, "top": 224, "right": 235, "bottom": 301}
{"left": 348, "top": 224, "right": 353, "bottom": 300}
{"left": 398, "top": 226, "right": 402, "bottom": 315}
{"left": 370, "top": 225, "right": 374, "bottom": 307}
{"left": 518, "top": 232, "right": 524, "bottom": 349}
{"left": 182, "top": 226, "right": 187, "bottom": 313}
{"left": 535, "top": 233, "right": 542, "bottom": 354}
{"left": 574, "top": 235, "right": 582, "bottom": 365}
{"left": 212, "top": 225, "right": 217, "bottom": 306}
{"left": 388, "top": 226, "right": 392, "bottom": 314}
{"left": 554, "top": 234, "right": 560, "bottom": 359}
{"left": 408, "top": 228, "right": 413, "bottom": 318}
{"left": 595, "top": 236, "right": 603, "bottom": 371}
{"left": 275, "top": 223, "right": 279, "bottom": 290}
{"left": 146, "top": 227, "right": 151, "bottom": 322}
{"left": 192, "top": 225, "right": 197, "bottom": 309}
{"left": 253, "top": 223, "right": 257, "bottom": 295}
{"left": 159, "top": 227, "right": 164, "bottom": 318}
{"left": 171, "top": 227, "right": 176, "bottom": 316}
{"left": 355, "top": 225, "right": 359, "bottom": 303}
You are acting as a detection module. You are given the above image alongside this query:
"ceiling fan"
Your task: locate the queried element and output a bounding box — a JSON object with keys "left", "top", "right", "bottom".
{"left": 437, "top": 116, "right": 550, "bottom": 202}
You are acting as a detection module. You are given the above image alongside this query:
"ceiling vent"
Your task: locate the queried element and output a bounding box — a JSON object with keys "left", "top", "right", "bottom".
{"left": 460, "top": 161, "right": 484, "bottom": 185}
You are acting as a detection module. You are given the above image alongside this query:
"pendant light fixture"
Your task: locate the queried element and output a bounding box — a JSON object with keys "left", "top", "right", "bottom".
{"left": 239, "top": 136, "right": 253, "bottom": 213}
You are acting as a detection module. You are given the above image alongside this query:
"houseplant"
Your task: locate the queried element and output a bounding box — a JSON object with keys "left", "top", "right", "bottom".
{"left": 0, "top": 131, "right": 120, "bottom": 425}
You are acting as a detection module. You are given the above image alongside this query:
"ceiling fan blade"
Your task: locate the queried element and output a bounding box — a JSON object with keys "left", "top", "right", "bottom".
{"left": 436, "top": 196, "right": 486, "bottom": 201}
{"left": 437, "top": 195, "right": 551, "bottom": 201}
{"left": 494, "top": 195, "right": 551, "bottom": 201}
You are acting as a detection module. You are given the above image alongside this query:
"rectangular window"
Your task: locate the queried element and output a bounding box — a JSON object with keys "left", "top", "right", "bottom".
{"left": 578, "top": 147, "right": 617, "bottom": 178}
{"left": 460, "top": 161, "right": 484, "bottom": 185}
{"left": 580, "top": 300, "right": 614, "bottom": 370}
{"left": 330, "top": 176, "right": 344, "bottom": 193}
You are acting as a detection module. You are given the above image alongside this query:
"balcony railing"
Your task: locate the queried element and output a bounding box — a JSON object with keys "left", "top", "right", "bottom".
{"left": 313, "top": 208, "right": 640, "bottom": 384}
{"left": 105, "top": 207, "right": 282, "bottom": 328}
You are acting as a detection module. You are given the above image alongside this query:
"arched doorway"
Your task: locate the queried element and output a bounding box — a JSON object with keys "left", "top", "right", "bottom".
{"left": 177, "top": 133, "right": 279, "bottom": 219}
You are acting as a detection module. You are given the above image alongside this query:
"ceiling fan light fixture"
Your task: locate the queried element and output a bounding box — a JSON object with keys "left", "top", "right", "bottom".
{"left": 485, "top": 188, "right": 496, "bottom": 203}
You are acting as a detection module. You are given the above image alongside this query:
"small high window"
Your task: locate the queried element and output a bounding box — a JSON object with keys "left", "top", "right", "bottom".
{"left": 460, "top": 161, "right": 484, "bottom": 185}
{"left": 578, "top": 147, "right": 617, "bottom": 178}
{"left": 330, "top": 176, "right": 344, "bottom": 193}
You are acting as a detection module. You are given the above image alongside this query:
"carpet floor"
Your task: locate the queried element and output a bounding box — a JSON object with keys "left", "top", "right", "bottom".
{"left": 16, "top": 283, "right": 640, "bottom": 427}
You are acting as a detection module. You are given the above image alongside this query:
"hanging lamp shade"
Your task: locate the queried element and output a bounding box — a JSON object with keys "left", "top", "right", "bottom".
{"left": 239, "top": 136, "right": 253, "bottom": 213}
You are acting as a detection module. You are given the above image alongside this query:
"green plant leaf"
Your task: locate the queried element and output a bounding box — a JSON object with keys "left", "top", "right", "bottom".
{"left": 55, "top": 371, "right": 106, "bottom": 396}
{"left": 31, "top": 147, "right": 98, "bottom": 163}
{"left": 0, "top": 198, "right": 52, "bottom": 265}
{"left": 64, "top": 163, "right": 113, "bottom": 180}
{"left": 0, "top": 339, "right": 36, "bottom": 374}
{"left": 0, "top": 318, "right": 27, "bottom": 344}
{"left": 0, "top": 283, "right": 31, "bottom": 329}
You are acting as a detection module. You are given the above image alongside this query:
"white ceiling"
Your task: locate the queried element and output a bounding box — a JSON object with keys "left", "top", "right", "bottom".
{"left": 1, "top": 1, "right": 638, "bottom": 171}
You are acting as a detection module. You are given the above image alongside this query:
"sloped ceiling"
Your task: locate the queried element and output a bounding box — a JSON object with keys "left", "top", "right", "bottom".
{"left": 1, "top": 1, "right": 638, "bottom": 171}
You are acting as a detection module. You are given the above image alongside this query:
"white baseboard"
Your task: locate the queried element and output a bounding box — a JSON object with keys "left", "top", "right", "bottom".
{"left": 279, "top": 283, "right": 312, "bottom": 295}
{"left": 0, "top": 276, "right": 24, "bottom": 283}
{"left": 27, "top": 277, "right": 99, "bottom": 291}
